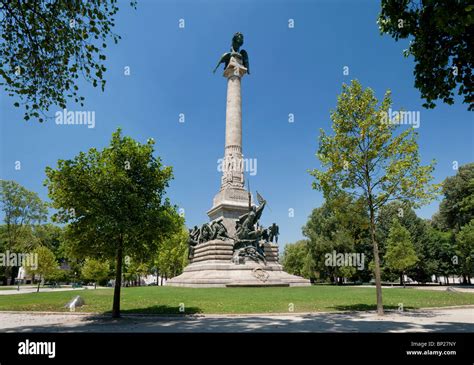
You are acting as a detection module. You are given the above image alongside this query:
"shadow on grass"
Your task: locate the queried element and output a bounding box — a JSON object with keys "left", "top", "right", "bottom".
{"left": 106, "top": 305, "right": 203, "bottom": 315}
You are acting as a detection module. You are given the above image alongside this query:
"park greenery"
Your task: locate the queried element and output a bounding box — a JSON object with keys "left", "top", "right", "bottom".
{"left": 27, "top": 246, "right": 58, "bottom": 293}
{"left": 0, "top": 130, "right": 188, "bottom": 318}
{"left": 0, "top": 180, "right": 48, "bottom": 284}
{"left": 283, "top": 162, "right": 474, "bottom": 289}
{"left": 0, "top": 0, "right": 136, "bottom": 122}
{"left": 44, "top": 129, "right": 184, "bottom": 318}
{"left": 0, "top": 286, "right": 472, "bottom": 315}
{"left": 81, "top": 258, "right": 110, "bottom": 289}
{"left": 309, "top": 80, "right": 439, "bottom": 314}
{"left": 384, "top": 220, "right": 418, "bottom": 287}
{"left": 378, "top": 0, "right": 474, "bottom": 111}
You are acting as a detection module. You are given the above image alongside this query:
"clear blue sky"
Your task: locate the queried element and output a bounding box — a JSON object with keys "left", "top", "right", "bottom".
{"left": 1, "top": 0, "right": 473, "bottom": 251}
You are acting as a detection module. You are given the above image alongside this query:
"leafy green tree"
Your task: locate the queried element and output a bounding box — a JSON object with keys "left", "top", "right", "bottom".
{"left": 430, "top": 211, "right": 450, "bottom": 231}
{"left": 135, "top": 262, "right": 150, "bottom": 286}
{"left": 310, "top": 80, "right": 439, "bottom": 314}
{"left": 155, "top": 227, "right": 188, "bottom": 280}
{"left": 28, "top": 246, "right": 58, "bottom": 292}
{"left": 407, "top": 219, "right": 439, "bottom": 284}
{"left": 338, "top": 265, "right": 357, "bottom": 282}
{"left": 378, "top": 1, "right": 474, "bottom": 110}
{"left": 384, "top": 219, "right": 418, "bottom": 286}
{"left": 430, "top": 163, "right": 474, "bottom": 284}
{"left": 64, "top": 259, "right": 84, "bottom": 285}
{"left": 281, "top": 240, "right": 311, "bottom": 278}
{"left": 0, "top": 1, "right": 136, "bottom": 122}
{"left": 303, "top": 194, "right": 371, "bottom": 283}
{"left": 0, "top": 180, "right": 48, "bottom": 284}
{"left": 439, "top": 163, "right": 474, "bottom": 232}
{"left": 426, "top": 225, "right": 456, "bottom": 284}
{"left": 455, "top": 220, "right": 474, "bottom": 284}
{"left": 376, "top": 202, "right": 435, "bottom": 283}
{"left": 44, "top": 129, "right": 182, "bottom": 317}
{"left": 124, "top": 259, "right": 150, "bottom": 286}
{"left": 81, "top": 258, "right": 109, "bottom": 289}
{"left": 32, "top": 224, "right": 65, "bottom": 259}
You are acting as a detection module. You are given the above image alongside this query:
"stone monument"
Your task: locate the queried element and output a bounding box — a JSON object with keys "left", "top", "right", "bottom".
{"left": 167, "top": 33, "right": 310, "bottom": 287}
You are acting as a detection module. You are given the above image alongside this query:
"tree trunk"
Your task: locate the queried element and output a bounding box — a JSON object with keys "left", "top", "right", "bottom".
{"left": 369, "top": 205, "right": 384, "bottom": 315}
{"left": 3, "top": 266, "right": 11, "bottom": 286}
{"left": 10, "top": 266, "right": 18, "bottom": 286}
{"left": 112, "top": 244, "right": 123, "bottom": 318}
{"left": 37, "top": 275, "right": 41, "bottom": 293}
{"left": 94, "top": 282, "right": 97, "bottom": 289}
{"left": 400, "top": 272, "right": 404, "bottom": 286}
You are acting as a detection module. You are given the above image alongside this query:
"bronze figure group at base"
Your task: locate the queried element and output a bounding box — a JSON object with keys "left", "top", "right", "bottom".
{"left": 187, "top": 199, "right": 279, "bottom": 264}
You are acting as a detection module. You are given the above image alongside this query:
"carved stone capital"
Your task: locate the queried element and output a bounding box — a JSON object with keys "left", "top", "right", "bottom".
{"left": 223, "top": 56, "right": 247, "bottom": 79}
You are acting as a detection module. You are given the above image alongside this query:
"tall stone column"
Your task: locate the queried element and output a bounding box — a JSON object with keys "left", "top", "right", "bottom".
{"left": 222, "top": 56, "right": 245, "bottom": 188}
{"left": 208, "top": 55, "right": 252, "bottom": 236}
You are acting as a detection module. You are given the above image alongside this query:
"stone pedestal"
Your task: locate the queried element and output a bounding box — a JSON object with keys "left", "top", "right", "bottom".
{"left": 167, "top": 239, "right": 310, "bottom": 287}
{"left": 207, "top": 188, "right": 250, "bottom": 237}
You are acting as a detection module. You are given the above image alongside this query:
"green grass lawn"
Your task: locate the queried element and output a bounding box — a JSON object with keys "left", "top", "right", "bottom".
{"left": 0, "top": 286, "right": 472, "bottom": 314}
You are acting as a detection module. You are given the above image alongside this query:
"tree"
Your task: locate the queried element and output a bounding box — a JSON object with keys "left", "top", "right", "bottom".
{"left": 28, "top": 246, "right": 58, "bottom": 292}
{"left": 45, "top": 129, "right": 182, "bottom": 317}
{"left": 376, "top": 201, "right": 434, "bottom": 283}
{"left": 155, "top": 227, "right": 188, "bottom": 281}
{"left": 431, "top": 163, "right": 474, "bottom": 284}
{"left": 124, "top": 259, "right": 150, "bottom": 286}
{"left": 378, "top": 1, "right": 474, "bottom": 111}
{"left": 302, "top": 194, "right": 371, "bottom": 284}
{"left": 426, "top": 226, "right": 456, "bottom": 284}
{"left": 431, "top": 211, "right": 450, "bottom": 231}
{"left": 310, "top": 80, "right": 439, "bottom": 314}
{"left": 455, "top": 220, "right": 474, "bottom": 284}
{"left": 81, "top": 258, "right": 109, "bottom": 289}
{"left": 0, "top": 180, "right": 48, "bottom": 284}
{"left": 33, "top": 224, "right": 65, "bottom": 259}
{"left": 384, "top": 219, "right": 418, "bottom": 286}
{"left": 438, "top": 163, "right": 474, "bottom": 232}
{"left": 0, "top": 1, "right": 136, "bottom": 122}
{"left": 281, "top": 240, "right": 311, "bottom": 278}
